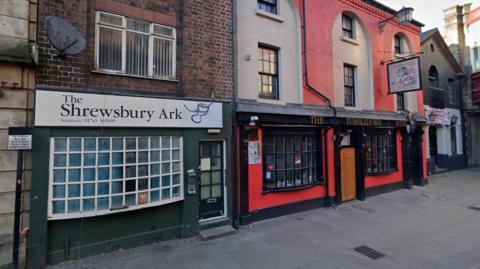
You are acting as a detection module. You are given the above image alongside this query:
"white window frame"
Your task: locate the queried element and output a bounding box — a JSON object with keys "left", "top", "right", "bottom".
{"left": 94, "top": 11, "right": 177, "bottom": 80}
{"left": 47, "top": 136, "right": 184, "bottom": 220}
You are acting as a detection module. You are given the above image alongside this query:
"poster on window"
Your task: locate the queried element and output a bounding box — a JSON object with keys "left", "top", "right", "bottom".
{"left": 35, "top": 90, "right": 223, "bottom": 128}
{"left": 248, "top": 141, "right": 261, "bottom": 165}
{"left": 387, "top": 57, "right": 422, "bottom": 94}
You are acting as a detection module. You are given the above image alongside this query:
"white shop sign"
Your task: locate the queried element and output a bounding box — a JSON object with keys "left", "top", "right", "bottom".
{"left": 35, "top": 90, "right": 223, "bottom": 128}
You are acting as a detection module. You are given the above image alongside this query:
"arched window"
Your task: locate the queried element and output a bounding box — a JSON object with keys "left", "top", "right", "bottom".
{"left": 342, "top": 14, "right": 355, "bottom": 39}
{"left": 394, "top": 35, "right": 402, "bottom": 54}
{"left": 429, "top": 66, "right": 439, "bottom": 89}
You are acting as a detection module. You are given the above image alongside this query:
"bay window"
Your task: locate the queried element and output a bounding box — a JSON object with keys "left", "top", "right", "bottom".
{"left": 96, "top": 11, "right": 176, "bottom": 79}
{"left": 263, "top": 131, "right": 322, "bottom": 191}
{"left": 49, "top": 136, "right": 183, "bottom": 220}
{"left": 364, "top": 132, "right": 397, "bottom": 175}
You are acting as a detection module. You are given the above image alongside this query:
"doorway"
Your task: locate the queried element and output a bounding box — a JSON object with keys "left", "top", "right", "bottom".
{"left": 199, "top": 141, "right": 226, "bottom": 220}
{"left": 340, "top": 147, "right": 357, "bottom": 202}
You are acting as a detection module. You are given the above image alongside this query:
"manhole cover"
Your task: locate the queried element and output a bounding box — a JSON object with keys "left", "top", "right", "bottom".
{"left": 353, "top": 245, "right": 386, "bottom": 260}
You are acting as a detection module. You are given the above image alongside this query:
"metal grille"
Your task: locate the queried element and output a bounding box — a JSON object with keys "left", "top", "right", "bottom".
{"left": 353, "top": 245, "right": 385, "bottom": 260}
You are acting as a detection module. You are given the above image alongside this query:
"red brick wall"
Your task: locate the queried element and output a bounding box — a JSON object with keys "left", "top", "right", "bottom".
{"left": 297, "top": 0, "right": 423, "bottom": 114}
{"left": 37, "top": 0, "right": 233, "bottom": 100}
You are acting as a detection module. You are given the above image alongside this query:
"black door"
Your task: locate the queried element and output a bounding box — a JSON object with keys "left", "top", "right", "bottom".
{"left": 199, "top": 141, "right": 224, "bottom": 220}
{"left": 429, "top": 127, "right": 438, "bottom": 165}
{"left": 403, "top": 131, "right": 422, "bottom": 186}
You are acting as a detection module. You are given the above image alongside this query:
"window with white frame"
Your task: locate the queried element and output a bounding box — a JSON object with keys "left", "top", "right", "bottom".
{"left": 49, "top": 136, "right": 183, "bottom": 219}
{"left": 342, "top": 15, "right": 354, "bottom": 39}
{"left": 96, "top": 11, "right": 176, "bottom": 79}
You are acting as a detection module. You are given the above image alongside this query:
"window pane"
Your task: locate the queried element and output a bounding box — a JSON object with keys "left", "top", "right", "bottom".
{"left": 99, "top": 27, "right": 122, "bottom": 71}
{"left": 99, "top": 13, "right": 123, "bottom": 26}
{"left": 153, "top": 38, "right": 174, "bottom": 78}
{"left": 126, "top": 32, "right": 149, "bottom": 76}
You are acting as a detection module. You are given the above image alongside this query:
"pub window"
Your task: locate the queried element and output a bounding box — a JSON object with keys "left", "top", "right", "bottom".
{"left": 397, "top": 93, "right": 405, "bottom": 111}
{"left": 394, "top": 35, "right": 402, "bottom": 54}
{"left": 48, "top": 136, "right": 183, "bottom": 220}
{"left": 257, "top": 0, "right": 277, "bottom": 14}
{"left": 344, "top": 64, "right": 356, "bottom": 107}
{"left": 342, "top": 15, "right": 354, "bottom": 39}
{"left": 364, "top": 132, "right": 397, "bottom": 175}
{"left": 263, "top": 133, "right": 322, "bottom": 191}
{"left": 258, "top": 45, "right": 279, "bottom": 99}
{"left": 96, "top": 11, "right": 176, "bottom": 79}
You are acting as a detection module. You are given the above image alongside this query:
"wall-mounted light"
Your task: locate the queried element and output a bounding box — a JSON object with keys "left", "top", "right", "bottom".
{"left": 378, "top": 7, "right": 414, "bottom": 33}
{"left": 451, "top": 114, "right": 459, "bottom": 125}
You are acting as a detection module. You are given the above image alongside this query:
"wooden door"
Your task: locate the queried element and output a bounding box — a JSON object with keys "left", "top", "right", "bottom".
{"left": 341, "top": 147, "right": 356, "bottom": 202}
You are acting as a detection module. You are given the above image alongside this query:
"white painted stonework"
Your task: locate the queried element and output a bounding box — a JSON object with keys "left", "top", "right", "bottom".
{"left": 332, "top": 12, "right": 374, "bottom": 110}
{"left": 236, "top": 0, "right": 303, "bottom": 104}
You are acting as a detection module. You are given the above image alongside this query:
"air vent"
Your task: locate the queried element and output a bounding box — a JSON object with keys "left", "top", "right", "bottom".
{"left": 353, "top": 245, "right": 386, "bottom": 260}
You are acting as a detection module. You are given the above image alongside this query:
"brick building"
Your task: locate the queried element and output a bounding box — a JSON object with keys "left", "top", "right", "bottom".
{"left": 0, "top": 1, "right": 37, "bottom": 268}
{"left": 236, "top": 0, "right": 427, "bottom": 224}
{"left": 27, "top": 0, "right": 233, "bottom": 267}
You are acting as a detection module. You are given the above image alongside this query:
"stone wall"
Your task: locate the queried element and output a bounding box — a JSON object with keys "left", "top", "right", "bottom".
{"left": 0, "top": 1, "right": 37, "bottom": 268}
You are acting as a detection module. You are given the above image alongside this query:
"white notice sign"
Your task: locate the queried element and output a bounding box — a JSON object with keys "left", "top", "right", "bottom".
{"left": 35, "top": 90, "right": 223, "bottom": 128}
{"left": 248, "top": 141, "right": 261, "bottom": 165}
{"left": 8, "top": 135, "right": 32, "bottom": 150}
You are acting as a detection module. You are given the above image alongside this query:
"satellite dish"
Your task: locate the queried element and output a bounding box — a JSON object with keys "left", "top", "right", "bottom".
{"left": 46, "top": 16, "right": 86, "bottom": 56}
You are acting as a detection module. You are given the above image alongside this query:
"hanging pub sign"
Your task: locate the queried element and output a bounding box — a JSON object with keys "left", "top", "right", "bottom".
{"left": 387, "top": 57, "right": 422, "bottom": 94}
{"left": 34, "top": 90, "right": 223, "bottom": 128}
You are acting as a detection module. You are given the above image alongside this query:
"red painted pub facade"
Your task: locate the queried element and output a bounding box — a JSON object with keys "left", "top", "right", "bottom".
{"left": 235, "top": 0, "right": 427, "bottom": 224}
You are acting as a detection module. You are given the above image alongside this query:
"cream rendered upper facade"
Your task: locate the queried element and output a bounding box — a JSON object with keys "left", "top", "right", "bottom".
{"left": 236, "top": 0, "right": 303, "bottom": 105}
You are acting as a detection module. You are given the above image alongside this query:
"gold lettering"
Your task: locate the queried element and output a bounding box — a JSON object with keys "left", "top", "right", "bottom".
{"left": 311, "top": 116, "right": 325, "bottom": 125}
{"left": 346, "top": 118, "right": 382, "bottom": 126}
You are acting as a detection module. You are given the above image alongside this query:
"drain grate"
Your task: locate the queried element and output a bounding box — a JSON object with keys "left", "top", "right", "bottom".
{"left": 468, "top": 206, "right": 480, "bottom": 211}
{"left": 353, "top": 245, "right": 386, "bottom": 260}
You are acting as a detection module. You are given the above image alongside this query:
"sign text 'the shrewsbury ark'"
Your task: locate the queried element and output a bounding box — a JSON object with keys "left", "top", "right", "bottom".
{"left": 34, "top": 90, "right": 223, "bottom": 128}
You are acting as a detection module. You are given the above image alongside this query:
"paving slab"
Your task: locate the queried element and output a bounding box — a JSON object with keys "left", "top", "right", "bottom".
{"left": 49, "top": 168, "right": 480, "bottom": 269}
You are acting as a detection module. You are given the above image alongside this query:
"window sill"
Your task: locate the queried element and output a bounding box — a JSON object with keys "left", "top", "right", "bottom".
{"left": 341, "top": 36, "right": 359, "bottom": 46}
{"left": 262, "top": 181, "right": 324, "bottom": 194}
{"left": 365, "top": 169, "right": 398, "bottom": 176}
{"left": 91, "top": 69, "right": 179, "bottom": 83}
{"left": 259, "top": 95, "right": 279, "bottom": 101}
{"left": 255, "top": 9, "right": 284, "bottom": 23}
{"left": 395, "top": 53, "right": 409, "bottom": 59}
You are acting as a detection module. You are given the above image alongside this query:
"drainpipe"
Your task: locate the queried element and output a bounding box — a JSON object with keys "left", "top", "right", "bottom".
{"left": 301, "top": 0, "right": 337, "bottom": 205}
{"left": 231, "top": 0, "right": 240, "bottom": 229}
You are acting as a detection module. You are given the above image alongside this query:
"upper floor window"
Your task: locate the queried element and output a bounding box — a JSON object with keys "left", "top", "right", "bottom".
{"left": 258, "top": 45, "right": 279, "bottom": 99}
{"left": 342, "top": 15, "right": 354, "bottom": 39}
{"left": 397, "top": 93, "right": 405, "bottom": 111}
{"left": 257, "top": 0, "right": 277, "bottom": 14}
{"left": 344, "top": 64, "right": 356, "bottom": 107}
{"left": 428, "top": 66, "right": 439, "bottom": 89}
{"left": 394, "top": 35, "right": 402, "bottom": 54}
{"left": 95, "top": 12, "right": 176, "bottom": 80}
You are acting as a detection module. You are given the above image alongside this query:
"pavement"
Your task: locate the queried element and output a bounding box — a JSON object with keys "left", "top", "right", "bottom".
{"left": 51, "top": 168, "right": 480, "bottom": 269}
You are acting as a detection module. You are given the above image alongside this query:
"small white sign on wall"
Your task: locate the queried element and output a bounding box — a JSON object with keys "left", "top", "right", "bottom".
{"left": 35, "top": 90, "right": 223, "bottom": 128}
{"left": 248, "top": 141, "right": 261, "bottom": 165}
{"left": 8, "top": 135, "right": 32, "bottom": 150}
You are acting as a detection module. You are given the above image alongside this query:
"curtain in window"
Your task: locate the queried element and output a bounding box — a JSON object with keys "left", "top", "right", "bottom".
{"left": 98, "top": 27, "right": 122, "bottom": 71}
{"left": 126, "top": 32, "right": 149, "bottom": 76}
{"left": 153, "top": 38, "right": 174, "bottom": 78}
